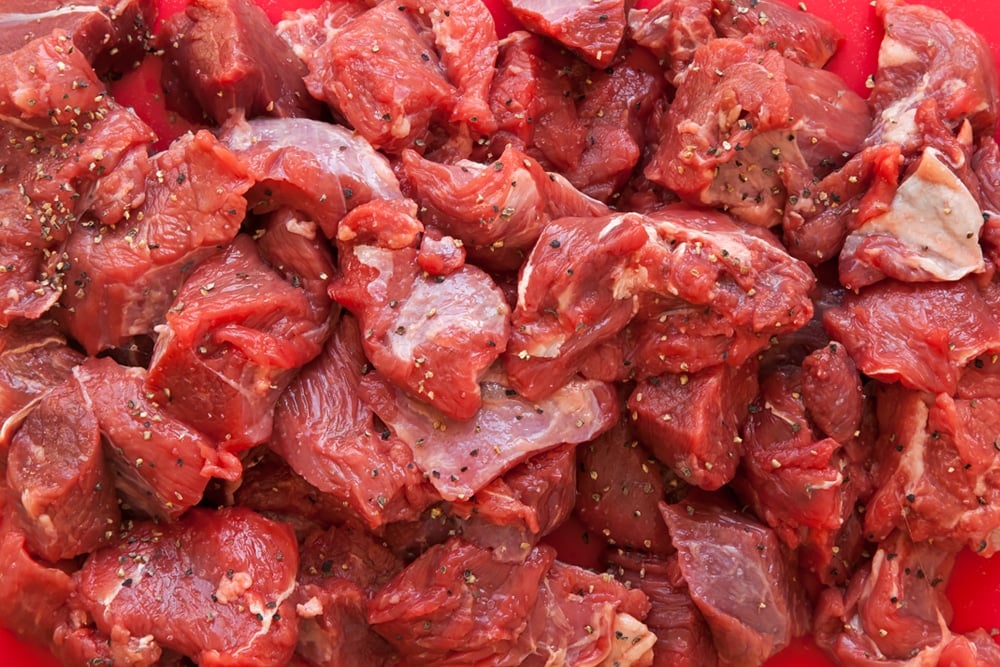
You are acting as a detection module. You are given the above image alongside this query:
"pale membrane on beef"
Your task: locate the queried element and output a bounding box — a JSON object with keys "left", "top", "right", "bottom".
{"left": 841, "top": 146, "right": 985, "bottom": 285}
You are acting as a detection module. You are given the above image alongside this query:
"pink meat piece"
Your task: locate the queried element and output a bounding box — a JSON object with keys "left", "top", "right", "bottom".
{"left": 506, "top": 205, "right": 815, "bottom": 400}
{"left": 864, "top": 384, "right": 1000, "bottom": 555}
{"left": 77, "top": 507, "right": 299, "bottom": 667}
{"left": 219, "top": 116, "right": 402, "bottom": 239}
{"left": 270, "top": 315, "right": 435, "bottom": 529}
{"left": 711, "top": 0, "right": 842, "bottom": 68}
{"left": 660, "top": 495, "right": 810, "bottom": 666}
{"left": 823, "top": 277, "right": 1000, "bottom": 395}
{"left": 645, "top": 39, "right": 869, "bottom": 227}
{"left": 58, "top": 129, "right": 251, "bottom": 355}
{"left": 575, "top": 419, "right": 679, "bottom": 554}
{"left": 74, "top": 357, "right": 238, "bottom": 520}
{"left": 156, "top": 0, "right": 321, "bottom": 124}
{"left": 401, "top": 144, "right": 609, "bottom": 272}
{"left": 629, "top": 361, "right": 758, "bottom": 492}
{"left": 331, "top": 200, "right": 510, "bottom": 421}
{"left": 5, "top": 377, "right": 118, "bottom": 562}
{"left": 500, "top": 0, "right": 626, "bottom": 68}
{"left": 360, "top": 365, "right": 619, "bottom": 502}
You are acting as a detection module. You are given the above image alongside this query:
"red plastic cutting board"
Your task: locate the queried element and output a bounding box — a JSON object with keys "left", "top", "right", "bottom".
{"left": 2, "top": 1, "right": 1000, "bottom": 666}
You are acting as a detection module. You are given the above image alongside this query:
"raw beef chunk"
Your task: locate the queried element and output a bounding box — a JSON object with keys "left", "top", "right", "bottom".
{"left": 77, "top": 507, "right": 299, "bottom": 667}
{"left": 864, "top": 384, "right": 1000, "bottom": 555}
{"left": 645, "top": 39, "right": 869, "bottom": 227}
{"left": 331, "top": 200, "right": 510, "bottom": 421}
{"left": 146, "top": 234, "right": 332, "bottom": 450}
{"left": 0, "top": 30, "right": 155, "bottom": 325}
{"left": 401, "top": 144, "right": 609, "bottom": 272}
{"left": 711, "top": 0, "right": 842, "bottom": 68}
{"left": 823, "top": 277, "right": 1000, "bottom": 395}
{"left": 801, "top": 341, "right": 864, "bottom": 443}
{"left": 506, "top": 205, "right": 815, "bottom": 400}
{"left": 661, "top": 496, "right": 810, "bottom": 666}
{"left": 6, "top": 378, "right": 118, "bottom": 561}
{"left": 58, "top": 129, "right": 252, "bottom": 355}
{"left": 75, "top": 357, "right": 237, "bottom": 520}
{"left": 302, "top": 0, "right": 496, "bottom": 155}
{"left": 270, "top": 315, "right": 435, "bottom": 529}
{"left": 220, "top": 116, "right": 403, "bottom": 239}
{"left": 361, "top": 364, "right": 618, "bottom": 502}
{"left": 0, "top": 319, "right": 83, "bottom": 428}
{"left": 368, "top": 538, "right": 654, "bottom": 665}
{"left": 157, "top": 0, "right": 320, "bottom": 124}
{"left": 576, "top": 419, "right": 679, "bottom": 554}
{"left": 629, "top": 361, "right": 758, "bottom": 491}
{"left": 501, "top": 0, "right": 626, "bottom": 68}
{"left": 627, "top": 0, "right": 714, "bottom": 85}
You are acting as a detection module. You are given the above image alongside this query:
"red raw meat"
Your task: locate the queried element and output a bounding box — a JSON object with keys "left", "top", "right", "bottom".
{"left": 77, "top": 507, "right": 299, "bottom": 666}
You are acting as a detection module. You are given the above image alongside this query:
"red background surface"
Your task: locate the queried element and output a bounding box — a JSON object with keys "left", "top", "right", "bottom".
{"left": 3, "top": 1, "right": 1000, "bottom": 666}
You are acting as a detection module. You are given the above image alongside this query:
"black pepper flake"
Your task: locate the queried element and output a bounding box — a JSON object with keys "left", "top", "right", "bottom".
{"left": 549, "top": 239, "right": 561, "bottom": 248}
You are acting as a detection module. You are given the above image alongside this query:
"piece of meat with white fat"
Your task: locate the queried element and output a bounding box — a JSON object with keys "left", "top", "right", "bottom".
{"left": 58, "top": 129, "right": 251, "bottom": 356}
{"left": 660, "top": 495, "right": 810, "bottom": 666}
{"left": 77, "top": 507, "right": 299, "bottom": 667}
{"left": 813, "top": 530, "right": 1000, "bottom": 666}
{"left": 6, "top": 377, "right": 118, "bottom": 562}
{"left": 274, "top": 0, "right": 368, "bottom": 65}
{"left": 629, "top": 361, "right": 758, "bottom": 492}
{"left": 867, "top": 0, "right": 998, "bottom": 152}
{"left": 863, "top": 384, "right": 1000, "bottom": 556}
{"left": 331, "top": 200, "right": 510, "bottom": 421}
{"left": 219, "top": 116, "right": 402, "bottom": 240}
{"left": 401, "top": 144, "right": 609, "bottom": 272}
{"left": 839, "top": 146, "right": 987, "bottom": 288}
{"left": 270, "top": 314, "right": 435, "bottom": 530}
{"left": 500, "top": 0, "right": 626, "bottom": 68}
{"left": 823, "top": 277, "right": 1000, "bottom": 395}
{"left": 74, "top": 356, "right": 240, "bottom": 521}
{"left": 360, "top": 364, "right": 618, "bottom": 502}
{"left": 645, "top": 39, "right": 870, "bottom": 228}
{"left": 506, "top": 205, "right": 815, "bottom": 400}
{"left": 368, "top": 538, "right": 653, "bottom": 666}
{"left": 609, "top": 552, "right": 719, "bottom": 667}
{"left": 156, "top": 0, "right": 320, "bottom": 125}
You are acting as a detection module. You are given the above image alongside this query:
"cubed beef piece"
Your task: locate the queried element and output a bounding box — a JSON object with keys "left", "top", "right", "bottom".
{"left": 867, "top": 0, "right": 998, "bottom": 151}
{"left": 645, "top": 39, "right": 869, "bottom": 227}
{"left": 219, "top": 116, "right": 402, "bottom": 239}
{"left": 157, "top": 0, "right": 320, "bottom": 124}
{"left": 6, "top": 377, "right": 118, "bottom": 561}
{"left": 0, "top": 319, "right": 83, "bottom": 428}
{"left": 270, "top": 314, "right": 435, "bottom": 529}
{"left": 627, "top": 0, "right": 714, "bottom": 85}
{"left": 501, "top": 0, "right": 626, "bottom": 68}
{"left": 823, "top": 277, "right": 1000, "bottom": 395}
{"left": 74, "top": 357, "right": 238, "bottom": 520}
{"left": 864, "top": 384, "right": 1000, "bottom": 555}
{"left": 58, "top": 129, "right": 251, "bottom": 355}
{"left": 660, "top": 495, "right": 810, "bottom": 666}
{"left": 576, "top": 419, "right": 679, "bottom": 554}
{"left": 331, "top": 200, "right": 510, "bottom": 422}
{"left": 77, "top": 507, "right": 299, "bottom": 666}
{"left": 801, "top": 341, "right": 864, "bottom": 442}
{"left": 711, "top": 0, "right": 842, "bottom": 68}
{"left": 629, "top": 361, "right": 757, "bottom": 491}
{"left": 146, "top": 233, "right": 332, "bottom": 450}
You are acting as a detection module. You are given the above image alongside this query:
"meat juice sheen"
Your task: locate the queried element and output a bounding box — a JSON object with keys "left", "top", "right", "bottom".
{"left": 4, "top": 1, "right": 1000, "bottom": 666}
